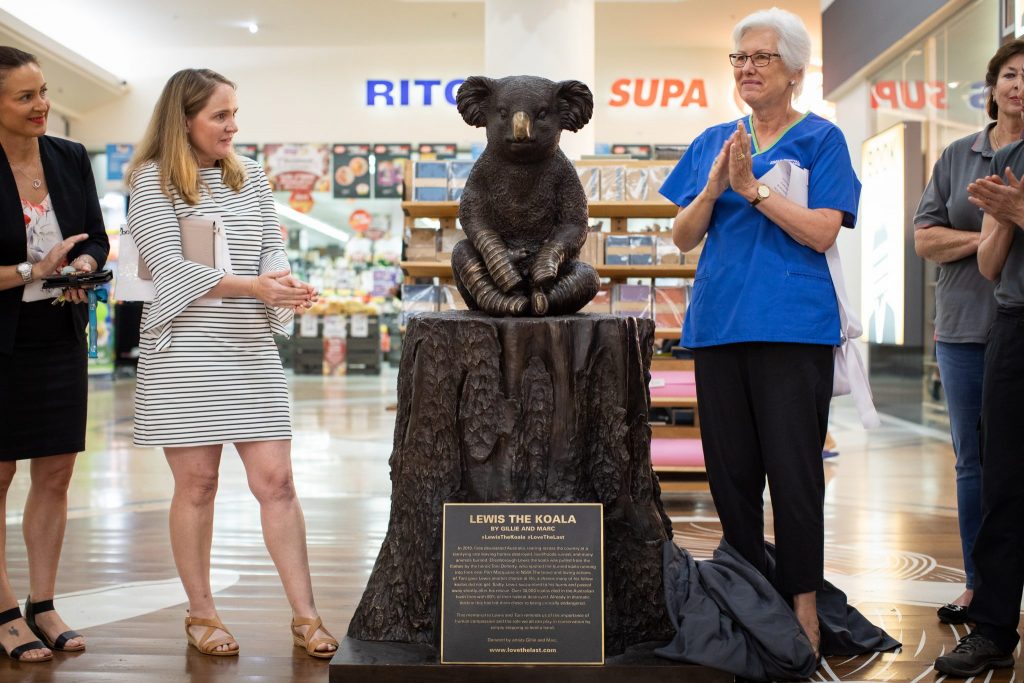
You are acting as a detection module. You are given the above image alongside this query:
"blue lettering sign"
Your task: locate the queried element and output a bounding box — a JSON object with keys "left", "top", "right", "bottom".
{"left": 367, "top": 80, "right": 394, "bottom": 106}
{"left": 365, "top": 79, "right": 466, "bottom": 106}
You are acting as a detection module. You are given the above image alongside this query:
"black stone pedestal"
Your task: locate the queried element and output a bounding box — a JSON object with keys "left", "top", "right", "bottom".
{"left": 329, "top": 637, "right": 733, "bottom": 683}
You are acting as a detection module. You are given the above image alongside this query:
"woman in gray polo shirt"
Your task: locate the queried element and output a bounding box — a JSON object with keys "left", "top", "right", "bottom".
{"left": 913, "top": 39, "right": 1024, "bottom": 625}
{"left": 933, "top": 107, "right": 1024, "bottom": 680}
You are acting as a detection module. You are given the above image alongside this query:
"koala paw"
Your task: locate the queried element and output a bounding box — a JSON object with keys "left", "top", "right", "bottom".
{"left": 531, "top": 288, "right": 549, "bottom": 316}
{"left": 531, "top": 245, "right": 564, "bottom": 285}
{"left": 490, "top": 259, "right": 523, "bottom": 293}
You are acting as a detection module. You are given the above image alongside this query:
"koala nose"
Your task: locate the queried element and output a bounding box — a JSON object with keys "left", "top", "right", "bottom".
{"left": 512, "top": 111, "right": 532, "bottom": 142}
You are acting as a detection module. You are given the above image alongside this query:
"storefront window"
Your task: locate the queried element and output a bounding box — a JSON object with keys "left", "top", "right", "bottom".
{"left": 869, "top": 0, "right": 997, "bottom": 154}
{"left": 864, "top": 0, "right": 998, "bottom": 427}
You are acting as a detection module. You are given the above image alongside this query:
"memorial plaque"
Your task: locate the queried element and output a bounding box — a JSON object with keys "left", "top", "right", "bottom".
{"left": 441, "top": 503, "right": 604, "bottom": 665}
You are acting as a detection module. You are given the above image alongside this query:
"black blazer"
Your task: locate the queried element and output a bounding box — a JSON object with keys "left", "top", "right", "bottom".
{"left": 0, "top": 135, "right": 109, "bottom": 355}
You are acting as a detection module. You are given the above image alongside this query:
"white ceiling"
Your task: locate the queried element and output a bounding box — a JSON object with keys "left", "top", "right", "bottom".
{"left": 0, "top": 0, "right": 821, "bottom": 76}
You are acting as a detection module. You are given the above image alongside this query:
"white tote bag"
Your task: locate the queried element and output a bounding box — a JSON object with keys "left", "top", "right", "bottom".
{"left": 824, "top": 244, "right": 881, "bottom": 428}
{"left": 115, "top": 225, "right": 155, "bottom": 302}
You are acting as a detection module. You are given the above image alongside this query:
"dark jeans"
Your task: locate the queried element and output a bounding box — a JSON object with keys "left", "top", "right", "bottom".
{"left": 968, "top": 307, "right": 1024, "bottom": 652}
{"left": 694, "top": 342, "right": 833, "bottom": 595}
{"left": 935, "top": 341, "right": 985, "bottom": 589}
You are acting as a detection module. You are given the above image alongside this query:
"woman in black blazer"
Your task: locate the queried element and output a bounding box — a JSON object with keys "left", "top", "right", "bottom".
{"left": 0, "top": 47, "right": 107, "bottom": 662}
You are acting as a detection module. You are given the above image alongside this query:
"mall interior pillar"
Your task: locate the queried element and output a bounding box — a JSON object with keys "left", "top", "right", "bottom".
{"left": 484, "top": 0, "right": 596, "bottom": 160}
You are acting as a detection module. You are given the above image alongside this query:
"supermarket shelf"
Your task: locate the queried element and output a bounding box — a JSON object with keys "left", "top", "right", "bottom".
{"left": 651, "top": 424, "right": 700, "bottom": 439}
{"left": 400, "top": 261, "right": 696, "bottom": 279}
{"left": 402, "top": 200, "right": 679, "bottom": 220}
{"left": 651, "top": 357, "right": 692, "bottom": 371}
{"left": 650, "top": 396, "right": 698, "bottom": 409}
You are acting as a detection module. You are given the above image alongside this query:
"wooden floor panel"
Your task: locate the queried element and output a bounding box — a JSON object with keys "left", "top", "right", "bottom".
{"left": 1, "top": 372, "right": 1019, "bottom": 681}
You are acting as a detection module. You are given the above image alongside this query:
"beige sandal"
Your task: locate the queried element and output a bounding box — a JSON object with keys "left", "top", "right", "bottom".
{"left": 291, "top": 615, "right": 338, "bottom": 659}
{"left": 185, "top": 613, "right": 239, "bottom": 657}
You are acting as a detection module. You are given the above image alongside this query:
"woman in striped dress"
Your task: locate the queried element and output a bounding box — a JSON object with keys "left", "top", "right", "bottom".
{"left": 126, "top": 69, "right": 337, "bottom": 659}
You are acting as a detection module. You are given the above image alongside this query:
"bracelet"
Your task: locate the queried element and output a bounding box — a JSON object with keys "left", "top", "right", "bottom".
{"left": 250, "top": 277, "right": 259, "bottom": 298}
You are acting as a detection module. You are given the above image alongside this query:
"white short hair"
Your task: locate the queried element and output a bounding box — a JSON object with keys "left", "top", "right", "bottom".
{"left": 733, "top": 7, "right": 811, "bottom": 94}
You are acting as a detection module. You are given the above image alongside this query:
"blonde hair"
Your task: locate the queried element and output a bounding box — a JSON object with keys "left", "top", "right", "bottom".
{"left": 128, "top": 68, "right": 246, "bottom": 204}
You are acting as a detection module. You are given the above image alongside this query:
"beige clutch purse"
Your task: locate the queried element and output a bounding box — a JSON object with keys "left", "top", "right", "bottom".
{"left": 137, "top": 216, "right": 220, "bottom": 280}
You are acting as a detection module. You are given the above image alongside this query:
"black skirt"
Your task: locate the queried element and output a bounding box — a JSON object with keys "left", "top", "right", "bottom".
{"left": 0, "top": 299, "right": 87, "bottom": 460}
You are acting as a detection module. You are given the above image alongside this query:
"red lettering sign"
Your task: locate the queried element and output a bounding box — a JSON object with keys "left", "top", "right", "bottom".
{"left": 608, "top": 78, "right": 709, "bottom": 108}
{"left": 870, "top": 80, "right": 948, "bottom": 110}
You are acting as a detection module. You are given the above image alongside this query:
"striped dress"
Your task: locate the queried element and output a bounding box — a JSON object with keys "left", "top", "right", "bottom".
{"left": 128, "top": 157, "right": 293, "bottom": 447}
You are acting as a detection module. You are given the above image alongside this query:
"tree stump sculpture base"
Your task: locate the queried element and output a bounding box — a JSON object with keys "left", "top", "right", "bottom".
{"left": 344, "top": 312, "right": 677, "bottom": 659}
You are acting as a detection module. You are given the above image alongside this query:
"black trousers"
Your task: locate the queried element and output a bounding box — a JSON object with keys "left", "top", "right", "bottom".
{"left": 694, "top": 342, "right": 833, "bottom": 595}
{"left": 968, "top": 306, "right": 1024, "bottom": 652}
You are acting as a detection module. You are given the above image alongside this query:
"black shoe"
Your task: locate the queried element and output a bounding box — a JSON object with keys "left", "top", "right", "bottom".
{"left": 937, "top": 603, "right": 971, "bottom": 624}
{"left": 24, "top": 596, "right": 84, "bottom": 652}
{"left": 934, "top": 632, "right": 1014, "bottom": 677}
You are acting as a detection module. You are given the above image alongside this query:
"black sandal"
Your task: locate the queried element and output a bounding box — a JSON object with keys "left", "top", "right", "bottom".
{"left": 25, "top": 596, "right": 84, "bottom": 652}
{"left": 0, "top": 606, "right": 51, "bottom": 662}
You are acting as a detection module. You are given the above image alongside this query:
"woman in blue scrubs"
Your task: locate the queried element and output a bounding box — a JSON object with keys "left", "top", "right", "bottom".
{"left": 660, "top": 8, "right": 860, "bottom": 656}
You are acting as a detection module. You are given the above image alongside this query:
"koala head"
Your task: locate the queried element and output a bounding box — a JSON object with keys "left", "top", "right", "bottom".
{"left": 457, "top": 75, "right": 593, "bottom": 162}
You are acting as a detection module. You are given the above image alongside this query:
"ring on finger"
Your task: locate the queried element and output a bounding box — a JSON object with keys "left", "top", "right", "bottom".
{"left": 735, "top": 153, "right": 746, "bottom": 159}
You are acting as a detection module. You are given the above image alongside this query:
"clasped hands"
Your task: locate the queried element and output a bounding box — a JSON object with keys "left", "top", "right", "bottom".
{"left": 968, "top": 167, "right": 1024, "bottom": 230}
{"left": 705, "top": 121, "right": 759, "bottom": 202}
{"left": 253, "top": 270, "right": 319, "bottom": 313}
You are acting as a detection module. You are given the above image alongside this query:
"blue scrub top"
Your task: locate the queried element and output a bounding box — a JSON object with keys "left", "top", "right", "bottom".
{"left": 660, "top": 112, "right": 860, "bottom": 348}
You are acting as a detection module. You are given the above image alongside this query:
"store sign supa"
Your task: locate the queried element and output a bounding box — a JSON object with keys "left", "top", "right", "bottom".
{"left": 870, "top": 80, "right": 986, "bottom": 110}
{"left": 366, "top": 79, "right": 465, "bottom": 106}
{"left": 608, "top": 78, "right": 708, "bottom": 108}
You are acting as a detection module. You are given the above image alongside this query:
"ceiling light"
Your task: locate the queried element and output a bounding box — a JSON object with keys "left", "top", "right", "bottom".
{"left": 247, "top": 22, "right": 259, "bottom": 34}
{"left": 274, "top": 202, "right": 350, "bottom": 243}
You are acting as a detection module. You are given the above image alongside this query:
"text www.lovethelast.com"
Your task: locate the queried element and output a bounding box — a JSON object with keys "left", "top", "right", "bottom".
{"left": 488, "top": 647, "right": 558, "bottom": 654}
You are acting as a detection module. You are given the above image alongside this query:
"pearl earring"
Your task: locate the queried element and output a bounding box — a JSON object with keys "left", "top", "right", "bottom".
{"left": 789, "top": 81, "right": 796, "bottom": 86}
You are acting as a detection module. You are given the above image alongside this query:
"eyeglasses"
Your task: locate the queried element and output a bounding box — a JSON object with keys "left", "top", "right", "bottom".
{"left": 729, "top": 52, "right": 782, "bottom": 68}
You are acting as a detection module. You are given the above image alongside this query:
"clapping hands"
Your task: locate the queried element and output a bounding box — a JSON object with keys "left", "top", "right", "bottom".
{"left": 968, "top": 168, "right": 1024, "bottom": 229}
{"left": 704, "top": 121, "right": 758, "bottom": 201}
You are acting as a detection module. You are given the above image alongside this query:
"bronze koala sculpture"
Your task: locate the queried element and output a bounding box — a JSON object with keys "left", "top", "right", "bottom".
{"left": 451, "top": 75, "right": 601, "bottom": 317}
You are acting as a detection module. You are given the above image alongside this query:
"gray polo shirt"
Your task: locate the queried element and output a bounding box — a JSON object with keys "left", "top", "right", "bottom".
{"left": 989, "top": 140, "right": 1024, "bottom": 308}
{"left": 915, "top": 124, "right": 997, "bottom": 343}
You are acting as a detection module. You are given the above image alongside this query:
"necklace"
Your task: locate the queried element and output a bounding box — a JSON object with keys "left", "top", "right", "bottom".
{"left": 989, "top": 125, "right": 1021, "bottom": 151}
{"left": 10, "top": 162, "right": 42, "bottom": 189}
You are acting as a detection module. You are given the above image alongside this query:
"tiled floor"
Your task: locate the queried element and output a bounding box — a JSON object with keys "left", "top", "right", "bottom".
{"left": 0, "top": 369, "right": 1019, "bottom": 681}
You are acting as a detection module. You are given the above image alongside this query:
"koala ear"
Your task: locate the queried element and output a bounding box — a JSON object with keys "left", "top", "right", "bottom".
{"left": 457, "top": 76, "right": 495, "bottom": 128}
{"left": 556, "top": 80, "right": 594, "bottom": 132}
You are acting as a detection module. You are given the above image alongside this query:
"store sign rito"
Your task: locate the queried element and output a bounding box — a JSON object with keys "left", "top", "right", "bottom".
{"left": 366, "top": 79, "right": 465, "bottom": 106}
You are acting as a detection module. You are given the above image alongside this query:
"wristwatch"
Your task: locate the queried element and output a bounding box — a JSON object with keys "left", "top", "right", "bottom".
{"left": 16, "top": 262, "right": 33, "bottom": 283}
{"left": 750, "top": 184, "right": 771, "bottom": 207}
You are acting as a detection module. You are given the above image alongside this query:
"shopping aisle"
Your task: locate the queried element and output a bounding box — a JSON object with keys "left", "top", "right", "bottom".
{"left": 0, "top": 371, "right": 1018, "bottom": 681}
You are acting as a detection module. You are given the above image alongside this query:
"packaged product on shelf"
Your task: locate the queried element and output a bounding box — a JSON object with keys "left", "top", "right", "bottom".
{"left": 405, "top": 227, "right": 439, "bottom": 261}
{"left": 655, "top": 233, "right": 681, "bottom": 265}
{"left": 297, "top": 314, "right": 321, "bottom": 338}
{"left": 612, "top": 283, "right": 652, "bottom": 318}
{"left": 578, "top": 230, "right": 603, "bottom": 267}
{"left": 412, "top": 161, "right": 449, "bottom": 201}
{"left": 581, "top": 285, "right": 612, "bottom": 314}
{"left": 574, "top": 164, "right": 600, "bottom": 201}
{"left": 400, "top": 284, "right": 438, "bottom": 326}
{"left": 439, "top": 284, "right": 468, "bottom": 311}
{"left": 604, "top": 234, "right": 631, "bottom": 265}
{"left": 624, "top": 167, "right": 648, "bottom": 202}
{"left": 654, "top": 286, "right": 688, "bottom": 330}
{"left": 323, "top": 336, "right": 347, "bottom": 376}
{"left": 646, "top": 165, "right": 673, "bottom": 200}
{"left": 629, "top": 234, "right": 655, "bottom": 265}
{"left": 599, "top": 166, "right": 625, "bottom": 201}
{"left": 448, "top": 161, "right": 475, "bottom": 201}
{"left": 438, "top": 227, "right": 463, "bottom": 262}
